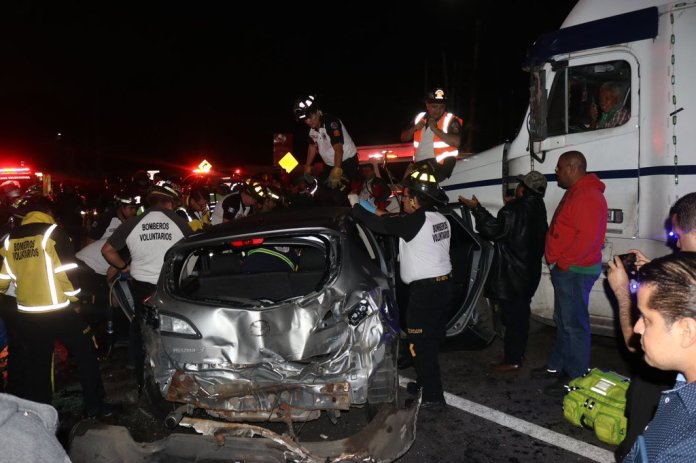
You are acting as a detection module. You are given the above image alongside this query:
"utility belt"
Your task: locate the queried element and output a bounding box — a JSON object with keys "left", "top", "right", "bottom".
{"left": 411, "top": 272, "right": 452, "bottom": 285}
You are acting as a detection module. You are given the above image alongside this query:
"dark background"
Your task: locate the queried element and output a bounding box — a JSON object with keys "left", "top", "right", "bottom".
{"left": 0, "top": 0, "right": 578, "bottom": 178}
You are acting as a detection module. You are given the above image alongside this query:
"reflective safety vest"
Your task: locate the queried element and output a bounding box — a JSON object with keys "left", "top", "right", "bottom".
{"left": 413, "top": 112, "right": 462, "bottom": 162}
{"left": 178, "top": 207, "right": 211, "bottom": 232}
{"left": 0, "top": 211, "right": 80, "bottom": 313}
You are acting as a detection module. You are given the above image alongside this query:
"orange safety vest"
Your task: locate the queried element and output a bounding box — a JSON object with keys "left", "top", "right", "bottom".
{"left": 413, "top": 112, "right": 463, "bottom": 162}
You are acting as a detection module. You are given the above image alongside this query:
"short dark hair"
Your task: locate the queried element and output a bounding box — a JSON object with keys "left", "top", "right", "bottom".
{"left": 638, "top": 252, "right": 696, "bottom": 327}
{"left": 25, "top": 196, "right": 54, "bottom": 215}
{"left": 670, "top": 192, "right": 696, "bottom": 233}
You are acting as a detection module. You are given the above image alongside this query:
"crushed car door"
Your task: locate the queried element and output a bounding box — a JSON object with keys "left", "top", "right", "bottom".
{"left": 439, "top": 203, "right": 493, "bottom": 337}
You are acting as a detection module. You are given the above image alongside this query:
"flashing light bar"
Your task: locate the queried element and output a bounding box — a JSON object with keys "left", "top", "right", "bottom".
{"left": 0, "top": 167, "right": 30, "bottom": 173}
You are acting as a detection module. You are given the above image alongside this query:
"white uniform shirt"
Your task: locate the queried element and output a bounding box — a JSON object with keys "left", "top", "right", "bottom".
{"left": 107, "top": 208, "right": 191, "bottom": 285}
{"left": 76, "top": 216, "right": 122, "bottom": 275}
{"left": 308, "top": 113, "right": 357, "bottom": 166}
{"left": 399, "top": 211, "right": 452, "bottom": 284}
{"left": 414, "top": 128, "right": 435, "bottom": 162}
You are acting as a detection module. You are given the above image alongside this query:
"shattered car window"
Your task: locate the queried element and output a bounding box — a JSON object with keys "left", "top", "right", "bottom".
{"left": 172, "top": 235, "right": 330, "bottom": 305}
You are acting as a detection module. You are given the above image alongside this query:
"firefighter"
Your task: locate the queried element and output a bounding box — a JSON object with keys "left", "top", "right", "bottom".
{"left": 0, "top": 196, "right": 110, "bottom": 417}
{"left": 293, "top": 94, "right": 359, "bottom": 205}
{"left": 180, "top": 188, "right": 212, "bottom": 232}
{"left": 210, "top": 180, "right": 260, "bottom": 225}
{"left": 351, "top": 162, "right": 452, "bottom": 409}
{"left": 101, "top": 184, "right": 192, "bottom": 389}
{"left": 400, "top": 87, "right": 463, "bottom": 181}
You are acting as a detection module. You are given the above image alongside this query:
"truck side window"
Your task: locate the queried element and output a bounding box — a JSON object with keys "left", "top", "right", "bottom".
{"left": 546, "top": 60, "right": 631, "bottom": 136}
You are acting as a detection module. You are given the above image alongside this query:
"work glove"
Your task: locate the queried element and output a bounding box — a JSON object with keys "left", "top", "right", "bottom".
{"left": 326, "top": 167, "right": 344, "bottom": 189}
{"left": 347, "top": 193, "right": 359, "bottom": 207}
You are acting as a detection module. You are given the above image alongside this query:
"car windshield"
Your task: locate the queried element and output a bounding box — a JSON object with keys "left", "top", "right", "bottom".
{"left": 172, "top": 235, "right": 330, "bottom": 306}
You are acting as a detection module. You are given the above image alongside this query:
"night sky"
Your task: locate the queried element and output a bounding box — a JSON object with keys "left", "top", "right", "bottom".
{"left": 0, "top": 0, "right": 578, "bottom": 179}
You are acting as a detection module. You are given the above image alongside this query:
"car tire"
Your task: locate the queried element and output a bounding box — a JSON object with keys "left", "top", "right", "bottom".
{"left": 142, "top": 371, "right": 177, "bottom": 420}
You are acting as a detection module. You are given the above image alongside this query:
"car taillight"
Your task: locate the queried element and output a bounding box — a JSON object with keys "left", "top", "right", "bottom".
{"left": 231, "top": 238, "right": 264, "bottom": 247}
{"left": 159, "top": 313, "right": 197, "bottom": 336}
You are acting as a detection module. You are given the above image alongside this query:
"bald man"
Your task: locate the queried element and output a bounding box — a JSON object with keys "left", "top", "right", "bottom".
{"left": 533, "top": 151, "right": 608, "bottom": 396}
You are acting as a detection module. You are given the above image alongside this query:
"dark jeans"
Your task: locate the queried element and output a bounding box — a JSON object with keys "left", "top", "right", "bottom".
{"left": 131, "top": 279, "right": 156, "bottom": 390}
{"left": 500, "top": 297, "right": 531, "bottom": 365}
{"left": 9, "top": 307, "right": 105, "bottom": 409}
{"left": 406, "top": 278, "right": 453, "bottom": 403}
{"left": 547, "top": 266, "right": 598, "bottom": 378}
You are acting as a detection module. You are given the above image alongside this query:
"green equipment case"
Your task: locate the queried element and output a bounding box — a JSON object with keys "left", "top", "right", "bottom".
{"left": 563, "top": 368, "right": 630, "bottom": 445}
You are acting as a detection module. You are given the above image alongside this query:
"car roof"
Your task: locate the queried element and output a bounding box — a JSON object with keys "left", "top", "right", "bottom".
{"left": 185, "top": 206, "right": 353, "bottom": 244}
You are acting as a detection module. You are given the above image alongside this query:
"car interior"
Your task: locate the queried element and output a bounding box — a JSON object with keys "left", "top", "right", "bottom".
{"left": 174, "top": 237, "right": 329, "bottom": 304}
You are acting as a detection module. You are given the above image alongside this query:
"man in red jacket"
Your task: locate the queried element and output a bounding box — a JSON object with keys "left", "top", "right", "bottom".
{"left": 532, "top": 150, "right": 607, "bottom": 396}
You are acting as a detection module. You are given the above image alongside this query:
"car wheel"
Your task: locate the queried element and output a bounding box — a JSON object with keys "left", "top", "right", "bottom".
{"left": 142, "top": 371, "right": 177, "bottom": 420}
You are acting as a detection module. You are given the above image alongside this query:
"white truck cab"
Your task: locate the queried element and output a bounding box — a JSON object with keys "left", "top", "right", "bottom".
{"left": 442, "top": 0, "right": 696, "bottom": 335}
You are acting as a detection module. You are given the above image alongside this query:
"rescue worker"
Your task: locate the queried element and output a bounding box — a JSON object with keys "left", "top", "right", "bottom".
{"left": 101, "top": 184, "right": 192, "bottom": 389}
{"left": 351, "top": 162, "right": 452, "bottom": 409}
{"left": 210, "top": 181, "right": 260, "bottom": 225}
{"left": 294, "top": 94, "right": 359, "bottom": 205}
{"left": 0, "top": 196, "right": 110, "bottom": 417}
{"left": 76, "top": 190, "right": 139, "bottom": 347}
{"left": 400, "top": 87, "right": 463, "bottom": 181}
{"left": 180, "top": 188, "right": 211, "bottom": 232}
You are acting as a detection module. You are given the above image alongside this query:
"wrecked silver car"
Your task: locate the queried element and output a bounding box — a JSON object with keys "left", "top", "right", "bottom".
{"left": 71, "top": 205, "right": 492, "bottom": 462}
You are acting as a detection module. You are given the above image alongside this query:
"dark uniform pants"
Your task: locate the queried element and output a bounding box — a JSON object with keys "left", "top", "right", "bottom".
{"left": 406, "top": 277, "right": 453, "bottom": 403}
{"left": 131, "top": 279, "right": 157, "bottom": 390}
{"left": 8, "top": 306, "right": 105, "bottom": 409}
{"left": 500, "top": 297, "right": 531, "bottom": 365}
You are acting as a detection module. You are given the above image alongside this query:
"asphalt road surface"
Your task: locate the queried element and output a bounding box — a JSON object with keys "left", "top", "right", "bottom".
{"left": 53, "top": 318, "right": 633, "bottom": 463}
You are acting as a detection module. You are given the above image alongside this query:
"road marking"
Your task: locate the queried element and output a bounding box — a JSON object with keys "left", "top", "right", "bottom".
{"left": 399, "top": 377, "right": 615, "bottom": 463}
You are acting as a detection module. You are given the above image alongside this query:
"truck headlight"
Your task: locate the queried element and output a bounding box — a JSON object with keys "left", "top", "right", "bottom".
{"left": 159, "top": 313, "right": 198, "bottom": 337}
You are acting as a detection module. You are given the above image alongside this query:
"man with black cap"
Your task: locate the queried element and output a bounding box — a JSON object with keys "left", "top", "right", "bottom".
{"left": 459, "top": 171, "right": 548, "bottom": 372}
{"left": 400, "top": 87, "right": 463, "bottom": 181}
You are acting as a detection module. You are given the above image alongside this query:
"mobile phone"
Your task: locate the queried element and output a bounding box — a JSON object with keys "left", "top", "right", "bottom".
{"left": 617, "top": 253, "right": 638, "bottom": 278}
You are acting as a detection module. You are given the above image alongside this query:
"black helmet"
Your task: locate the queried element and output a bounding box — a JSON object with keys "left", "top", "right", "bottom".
{"left": 293, "top": 94, "right": 319, "bottom": 121}
{"left": 115, "top": 189, "right": 141, "bottom": 206}
{"left": 0, "top": 180, "right": 22, "bottom": 201}
{"left": 147, "top": 183, "right": 181, "bottom": 204}
{"left": 405, "top": 162, "right": 449, "bottom": 206}
{"left": 425, "top": 87, "right": 448, "bottom": 104}
{"left": 132, "top": 170, "right": 151, "bottom": 190}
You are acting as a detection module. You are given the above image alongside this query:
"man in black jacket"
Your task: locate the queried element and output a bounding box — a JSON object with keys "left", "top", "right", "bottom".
{"left": 459, "top": 171, "right": 548, "bottom": 372}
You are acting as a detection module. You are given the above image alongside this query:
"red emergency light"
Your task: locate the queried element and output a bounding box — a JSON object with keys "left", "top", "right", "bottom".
{"left": 231, "top": 238, "right": 264, "bottom": 247}
{"left": 0, "top": 166, "right": 34, "bottom": 181}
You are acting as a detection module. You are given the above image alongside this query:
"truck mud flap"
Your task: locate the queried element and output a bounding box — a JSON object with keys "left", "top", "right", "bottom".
{"left": 69, "top": 390, "right": 419, "bottom": 463}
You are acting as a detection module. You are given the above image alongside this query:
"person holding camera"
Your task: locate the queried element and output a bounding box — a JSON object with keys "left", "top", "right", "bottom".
{"left": 618, "top": 252, "right": 696, "bottom": 462}
{"left": 400, "top": 87, "right": 463, "bottom": 182}
{"left": 607, "top": 192, "right": 696, "bottom": 461}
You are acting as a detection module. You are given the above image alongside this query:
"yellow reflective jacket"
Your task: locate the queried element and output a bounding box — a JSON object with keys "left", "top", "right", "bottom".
{"left": 0, "top": 211, "right": 80, "bottom": 312}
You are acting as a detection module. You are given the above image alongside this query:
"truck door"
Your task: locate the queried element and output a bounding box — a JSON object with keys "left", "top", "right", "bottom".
{"left": 531, "top": 53, "right": 639, "bottom": 249}
{"left": 525, "top": 53, "right": 639, "bottom": 331}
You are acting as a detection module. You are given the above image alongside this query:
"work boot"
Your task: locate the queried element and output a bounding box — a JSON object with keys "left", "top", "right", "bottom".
{"left": 493, "top": 362, "right": 522, "bottom": 373}
{"left": 406, "top": 381, "right": 421, "bottom": 397}
{"left": 543, "top": 376, "right": 570, "bottom": 398}
{"left": 530, "top": 365, "right": 564, "bottom": 380}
